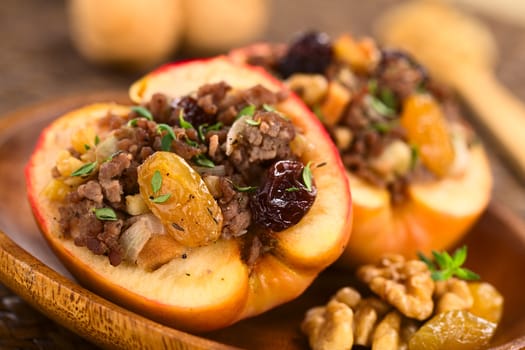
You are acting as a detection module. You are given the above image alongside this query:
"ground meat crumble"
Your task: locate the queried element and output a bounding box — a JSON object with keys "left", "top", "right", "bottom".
{"left": 53, "top": 82, "right": 317, "bottom": 267}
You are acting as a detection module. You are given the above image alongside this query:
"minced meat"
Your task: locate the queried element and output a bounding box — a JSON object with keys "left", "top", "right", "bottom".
{"left": 230, "top": 111, "right": 296, "bottom": 179}
{"left": 55, "top": 82, "right": 316, "bottom": 267}
{"left": 216, "top": 176, "right": 252, "bottom": 239}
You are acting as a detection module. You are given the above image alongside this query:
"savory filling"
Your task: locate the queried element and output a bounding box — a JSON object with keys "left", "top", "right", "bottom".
{"left": 47, "top": 82, "right": 317, "bottom": 268}
{"left": 244, "top": 31, "right": 476, "bottom": 204}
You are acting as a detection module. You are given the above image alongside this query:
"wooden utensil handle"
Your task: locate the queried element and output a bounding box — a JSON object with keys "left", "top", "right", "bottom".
{"left": 453, "top": 67, "right": 525, "bottom": 180}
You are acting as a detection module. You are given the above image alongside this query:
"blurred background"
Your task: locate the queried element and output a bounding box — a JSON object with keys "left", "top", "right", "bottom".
{"left": 0, "top": 0, "right": 525, "bottom": 347}
{"left": 1, "top": 0, "right": 524, "bottom": 114}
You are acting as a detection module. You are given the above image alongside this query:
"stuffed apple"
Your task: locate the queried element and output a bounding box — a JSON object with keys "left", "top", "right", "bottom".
{"left": 26, "top": 57, "right": 352, "bottom": 332}
{"left": 230, "top": 32, "right": 492, "bottom": 265}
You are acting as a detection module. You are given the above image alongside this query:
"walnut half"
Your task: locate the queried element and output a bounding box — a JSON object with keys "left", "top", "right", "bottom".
{"left": 357, "top": 254, "right": 435, "bottom": 320}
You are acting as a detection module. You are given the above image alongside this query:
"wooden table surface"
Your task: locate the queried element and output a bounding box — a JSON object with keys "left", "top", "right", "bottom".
{"left": 0, "top": 0, "right": 524, "bottom": 348}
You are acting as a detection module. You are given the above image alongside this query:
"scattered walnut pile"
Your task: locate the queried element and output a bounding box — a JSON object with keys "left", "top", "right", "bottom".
{"left": 301, "top": 254, "right": 476, "bottom": 350}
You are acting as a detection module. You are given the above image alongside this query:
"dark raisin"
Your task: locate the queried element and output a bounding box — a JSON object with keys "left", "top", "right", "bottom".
{"left": 171, "top": 96, "right": 217, "bottom": 127}
{"left": 250, "top": 160, "right": 316, "bottom": 232}
{"left": 277, "top": 31, "right": 333, "bottom": 78}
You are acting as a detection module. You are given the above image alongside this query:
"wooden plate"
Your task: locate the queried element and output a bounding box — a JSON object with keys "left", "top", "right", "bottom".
{"left": 0, "top": 93, "right": 524, "bottom": 349}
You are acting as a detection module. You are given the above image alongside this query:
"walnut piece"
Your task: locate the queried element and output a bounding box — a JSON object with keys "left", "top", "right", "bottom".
{"left": 301, "top": 299, "right": 354, "bottom": 350}
{"left": 357, "top": 254, "right": 435, "bottom": 320}
{"left": 332, "top": 286, "right": 361, "bottom": 309}
{"left": 353, "top": 297, "right": 391, "bottom": 346}
{"left": 354, "top": 302, "right": 377, "bottom": 346}
{"left": 372, "top": 310, "right": 402, "bottom": 350}
{"left": 434, "top": 278, "right": 474, "bottom": 314}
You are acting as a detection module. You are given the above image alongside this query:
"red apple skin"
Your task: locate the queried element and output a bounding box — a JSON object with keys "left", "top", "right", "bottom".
{"left": 26, "top": 58, "right": 352, "bottom": 332}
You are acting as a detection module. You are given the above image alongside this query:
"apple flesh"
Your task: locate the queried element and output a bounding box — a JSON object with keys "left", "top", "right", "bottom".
{"left": 339, "top": 145, "right": 492, "bottom": 266}
{"left": 26, "top": 58, "right": 352, "bottom": 332}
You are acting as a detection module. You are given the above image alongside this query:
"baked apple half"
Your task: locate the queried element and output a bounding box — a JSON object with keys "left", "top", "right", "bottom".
{"left": 229, "top": 32, "right": 492, "bottom": 265}
{"left": 26, "top": 57, "right": 352, "bottom": 332}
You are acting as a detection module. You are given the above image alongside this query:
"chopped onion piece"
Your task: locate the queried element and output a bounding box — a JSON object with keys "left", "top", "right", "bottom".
{"left": 119, "top": 213, "right": 165, "bottom": 264}
{"left": 202, "top": 175, "right": 222, "bottom": 198}
{"left": 95, "top": 135, "right": 118, "bottom": 163}
{"left": 192, "top": 164, "right": 226, "bottom": 177}
{"left": 125, "top": 194, "right": 150, "bottom": 216}
{"left": 225, "top": 115, "right": 251, "bottom": 156}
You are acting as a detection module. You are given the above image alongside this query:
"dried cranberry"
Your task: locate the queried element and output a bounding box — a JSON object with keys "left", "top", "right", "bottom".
{"left": 172, "top": 96, "right": 216, "bottom": 127}
{"left": 277, "top": 31, "right": 333, "bottom": 78}
{"left": 251, "top": 160, "right": 317, "bottom": 232}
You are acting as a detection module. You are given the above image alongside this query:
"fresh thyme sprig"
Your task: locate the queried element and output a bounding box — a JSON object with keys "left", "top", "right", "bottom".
{"left": 418, "top": 245, "right": 480, "bottom": 281}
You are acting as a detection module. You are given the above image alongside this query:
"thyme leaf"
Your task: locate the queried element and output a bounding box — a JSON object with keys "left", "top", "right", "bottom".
{"left": 151, "top": 193, "right": 171, "bottom": 203}
{"left": 245, "top": 118, "right": 261, "bottom": 126}
{"left": 157, "top": 123, "right": 176, "bottom": 140}
{"left": 418, "top": 246, "right": 480, "bottom": 281}
{"left": 379, "top": 88, "right": 397, "bottom": 110}
{"left": 151, "top": 170, "right": 162, "bottom": 195}
{"left": 262, "top": 104, "right": 276, "bottom": 112}
{"left": 184, "top": 135, "right": 199, "bottom": 147}
{"left": 93, "top": 207, "right": 118, "bottom": 221}
{"left": 71, "top": 162, "right": 97, "bottom": 177}
{"left": 127, "top": 118, "right": 138, "bottom": 127}
{"left": 104, "top": 150, "right": 122, "bottom": 163}
{"left": 157, "top": 123, "right": 180, "bottom": 149}
{"left": 198, "top": 121, "right": 224, "bottom": 142}
{"left": 370, "top": 96, "right": 396, "bottom": 117}
{"left": 161, "top": 134, "right": 173, "bottom": 151}
{"left": 302, "top": 161, "right": 313, "bottom": 192}
{"left": 370, "top": 122, "right": 392, "bottom": 134}
{"left": 237, "top": 104, "right": 255, "bottom": 119}
{"left": 179, "top": 110, "right": 194, "bottom": 129}
{"left": 131, "top": 106, "right": 153, "bottom": 121}
{"left": 197, "top": 124, "right": 207, "bottom": 142}
{"left": 193, "top": 154, "right": 215, "bottom": 168}
{"left": 232, "top": 183, "right": 258, "bottom": 192}
{"left": 207, "top": 121, "right": 223, "bottom": 131}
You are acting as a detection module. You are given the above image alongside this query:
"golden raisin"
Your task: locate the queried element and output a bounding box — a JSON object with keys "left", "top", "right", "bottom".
{"left": 408, "top": 310, "right": 496, "bottom": 350}
{"left": 468, "top": 282, "right": 504, "bottom": 324}
{"left": 137, "top": 151, "right": 223, "bottom": 247}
